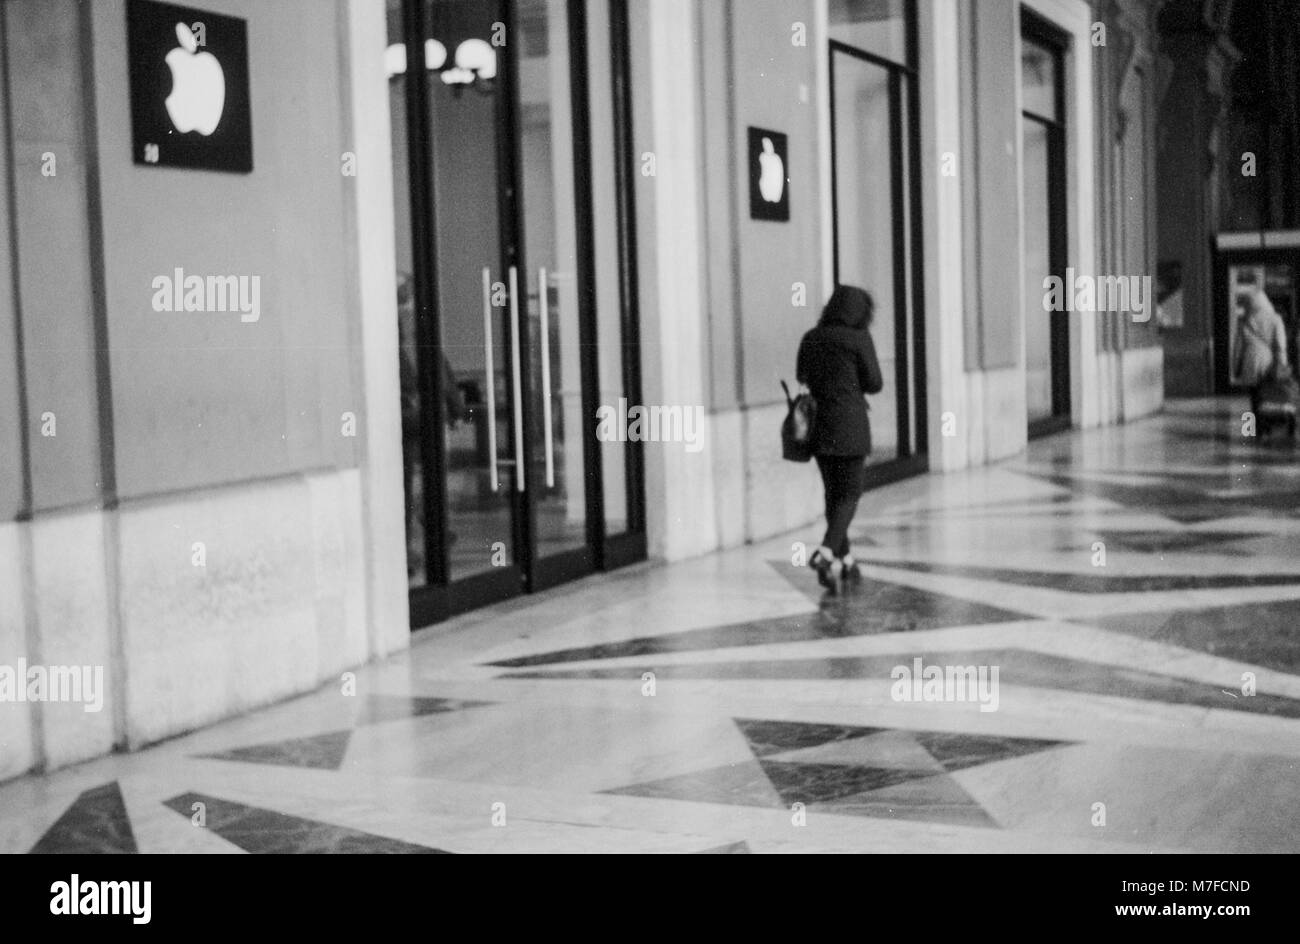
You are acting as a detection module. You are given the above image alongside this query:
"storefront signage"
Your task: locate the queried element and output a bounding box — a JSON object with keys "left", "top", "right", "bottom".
{"left": 748, "top": 127, "right": 789, "bottom": 221}
{"left": 127, "top": 0, "right": 253, "bottom": 172}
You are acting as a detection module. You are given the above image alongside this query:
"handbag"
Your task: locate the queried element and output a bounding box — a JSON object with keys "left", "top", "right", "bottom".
{"left": 1258, "top": 370, "right": 1299, "bottom": 416}
{"left": 780, "top": 380, "right": 816, "bottom": 463}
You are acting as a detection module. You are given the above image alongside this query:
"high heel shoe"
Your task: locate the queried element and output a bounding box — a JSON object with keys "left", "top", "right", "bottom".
{"left": 809, "top": 549, "right": 843, "bottom": 595}
{"left": 841, "top": 556, "right": 861, "bottom": 585}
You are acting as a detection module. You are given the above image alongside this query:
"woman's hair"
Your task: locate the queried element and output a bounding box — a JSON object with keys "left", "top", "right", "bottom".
{"left": 819, "top": 285, "right": 874, "bottom": 329}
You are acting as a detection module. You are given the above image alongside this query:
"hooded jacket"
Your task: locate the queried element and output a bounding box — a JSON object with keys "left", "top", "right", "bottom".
{"left": 1234, "top": 289, "right": 1289, "bottom": 387}
{"left": 795, "top": 286, "right": 883, "bottom": 456}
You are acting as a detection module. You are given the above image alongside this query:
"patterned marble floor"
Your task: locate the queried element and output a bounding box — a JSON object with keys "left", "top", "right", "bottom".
{"left": 6, "top": 398, "right": 1300, "bottom": 853}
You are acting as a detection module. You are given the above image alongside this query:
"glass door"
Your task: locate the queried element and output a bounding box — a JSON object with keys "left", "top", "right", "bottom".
{"left": 831, "top": 50, "right": 903, "bottom": 469}
{"left": 513, "top": 0, "right": 595, "bottom": 588}
{"left": 427, "top": 0, "right": 525, "bottom": 601}
{"left": 1021, "top": 18, "right": 1070, "bottom": 436}
{"left": 828, "top": 13, "right": 927, "bottom": 488}
{"left": 388, "top": 0, "right": 641, "bottom": 625}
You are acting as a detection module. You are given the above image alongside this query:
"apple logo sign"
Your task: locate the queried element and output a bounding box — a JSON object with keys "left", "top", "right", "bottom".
{"left": 164, "top": 22, "right": 225, "bottom": 136}
{"left": 758, "top": 137, "right": 785, "bottom": 203}
{"left": 127, "top": 0, "right": 252, "bottom": 172}
{"left": 748, "top": 127, "right": 789, "bottom": 221}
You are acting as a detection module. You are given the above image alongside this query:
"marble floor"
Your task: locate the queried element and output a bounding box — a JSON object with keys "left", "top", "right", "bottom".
{"left": 6, "top": 398, "right": 1300, "bottom": 853}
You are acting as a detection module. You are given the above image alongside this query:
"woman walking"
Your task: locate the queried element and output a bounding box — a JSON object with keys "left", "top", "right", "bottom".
{"left": 796, "top": 285, "right": 883, "bottom": 594}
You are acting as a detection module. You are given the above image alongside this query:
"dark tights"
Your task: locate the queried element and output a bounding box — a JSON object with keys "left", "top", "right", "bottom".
{"left": 815, "top": 454, "right": 866, "bottom": 558}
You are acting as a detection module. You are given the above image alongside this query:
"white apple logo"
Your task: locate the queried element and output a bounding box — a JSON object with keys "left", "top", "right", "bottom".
{"left": 758, "top": 137, "right": 785, "bottom": 203}
{"left": 164, "top": 22, "right": 225, "bottom": 136}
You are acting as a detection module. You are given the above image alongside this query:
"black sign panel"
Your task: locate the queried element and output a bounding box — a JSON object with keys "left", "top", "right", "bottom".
{"left": 127, "top": 0, "right": 252, "bottom": 172}
{"left": 748, "top": 127, "right": 789, "bottom": 222}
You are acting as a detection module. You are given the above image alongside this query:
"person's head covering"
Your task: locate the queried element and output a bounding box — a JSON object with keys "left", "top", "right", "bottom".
{"left": 1254, "top": 288, "right": 1279, "bottom": 321}
{"left": 819, "top": 285, "right": 874, "bottom": 329}
{"left": 1240, "top": 287, "right": 1278, "bottom": 323}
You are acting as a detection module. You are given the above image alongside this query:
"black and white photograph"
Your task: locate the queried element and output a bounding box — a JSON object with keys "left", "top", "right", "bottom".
{"left": 0, "top": 0, "right": 1295, "bottom": 916}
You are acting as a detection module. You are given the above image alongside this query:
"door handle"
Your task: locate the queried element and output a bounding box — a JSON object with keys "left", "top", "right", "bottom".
{"left": 508, "top": 266, "right": 525, "bottom": 493}
{"left": 539, "top": 267, "right": 555, "bottom": 488}
{"left": 481, "top": 266, "right": 499, "bottom": 492}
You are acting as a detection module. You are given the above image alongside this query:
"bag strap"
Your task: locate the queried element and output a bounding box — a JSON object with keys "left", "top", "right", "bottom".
{"left": 780, "top": 380, "right": 794, "bottom": 407}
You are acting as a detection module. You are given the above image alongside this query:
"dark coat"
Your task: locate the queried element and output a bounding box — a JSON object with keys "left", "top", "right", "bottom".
{"left": 795, "top": 286, "right": 883, "bottom": 456}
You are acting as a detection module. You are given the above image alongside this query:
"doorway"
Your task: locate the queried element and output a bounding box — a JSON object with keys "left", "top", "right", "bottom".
{"left": 1215, "top": 248, "right": 1300, "bottom": 391}
{"left": 1021, "top": 11, "right": 1071, "bottom": 437}
{"left": 828, "top": 0, "right": 928, "bottom": 489}
{"left": 387, "top": 0, "right": 645, "bottom": 626}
